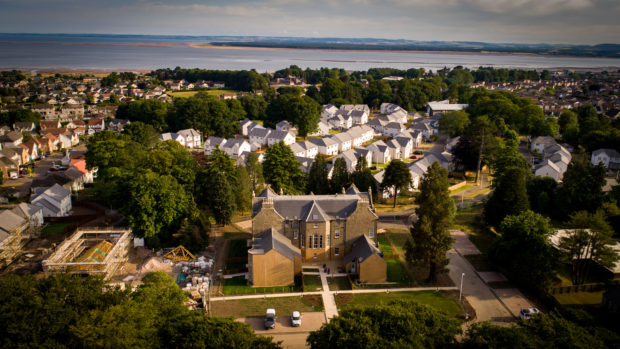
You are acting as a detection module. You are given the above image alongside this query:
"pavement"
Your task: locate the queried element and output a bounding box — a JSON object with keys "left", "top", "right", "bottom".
{"left": 451, "top": 230, "right": 482, "bottom": 255}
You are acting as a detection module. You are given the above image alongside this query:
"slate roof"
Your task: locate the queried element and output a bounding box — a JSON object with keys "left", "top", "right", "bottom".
{"left": 249, "top": 228, "right": 301, "bottom": 260}
{"left": 344, "top": 235, "right": 382, "bottom": 264}
{"left": 12, "top": 203, "right": 42, "bottom": 220}
{"left": 0, "top": 210, "right": 26, "bottom": 236}
{"left": 253, "top": 192, "right": 374, "bottom": 221}
{"left": 593, "top": 148, "right": 620, "bottom": 158}
{"left": 249, "top": 127, "right": 271, "bottom": 138}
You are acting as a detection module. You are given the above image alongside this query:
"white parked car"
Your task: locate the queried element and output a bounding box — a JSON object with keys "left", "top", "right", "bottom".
{"left": 291, "top": 311, "right": 301, "bottom": 327}
{"left": 519, "top": 308, "right": 540, "bottom": 320}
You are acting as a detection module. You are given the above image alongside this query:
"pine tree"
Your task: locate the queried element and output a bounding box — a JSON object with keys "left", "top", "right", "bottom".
{"left": 484, "top": 167, "right": 529, "bottom": 227}
{"left": 263, "top": 141, "right": 306, "bottom": 194}
{"left": 405, "top": 162, "right": 455, "bottom": 282}
{"left": 307, "top": 154, "right": 330, "bottom": 194}
{"left": 245, "top": 152, "right": 264, "bottom": 194}
{"left": 236, "top": 165, "right": 252, "bottom": 215}
{"left": 330, "top": 157, "right": 350, "bottom": 193}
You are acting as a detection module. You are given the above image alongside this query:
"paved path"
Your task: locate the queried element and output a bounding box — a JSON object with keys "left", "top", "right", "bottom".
{"left": 319, "top": 268, "right": 339, "bottom": 321}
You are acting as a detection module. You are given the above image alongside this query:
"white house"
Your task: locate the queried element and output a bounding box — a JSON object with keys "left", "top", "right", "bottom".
{"left": 531, "top": 136, "right": 556, "bottom": 154}
{"left": 386, "top": 140, "right": 402, "bottom": 160}
{"left": 267, "top": 130, "right": 295, "bottom": 146}
{"left": 346, "top": 125, "right": 374, "bottom": 147}
{"left": 204, "top": 137, "right": 227, "bottom": 155}
{"left": 391, "top": 137, "right": 413, "bottom": 159}
{"left": 535, "top": 159, "right": 563, "bottom": 182}
{"left": 221, "top": 139, "right": 251, "bottom": 158}
{"left": 160, "top": 132, "right": 186, "bottom": 147}
{"left": 30, "top": 184, "right": 72, "bottom": 217}
{"left": 12, "top": 202, "right": 44, "bottom": 227}
{"left": 177, "top": 129, "right": 202, "bottom": 148}
{"left": 426, "top": 100, "right": 468, "bottom": 115}
{"left": 367, "top": 141, "right": 392, "bottom": 164}
{"left": 240, "top": 119, "right": 264, "bottom": 137}
{"left": 249, "top": 127, "right": 271, "bottom": 146}
{"left": 383, "top": 122, "right": 405, "bottom": 138}
{"left": 276, "top": 120, "right": 294, "bottom": 133}
{"left": 308, "top": 137, "right": 339, "bottom": 156}
{"left": 331, "top": 133, "right": 352, "bottom": 152}
{"left": 591, "top": 149, "right": 620, "bottom": 170}
{"left": 321, "top": 104, "right": 339, "bottom": 118}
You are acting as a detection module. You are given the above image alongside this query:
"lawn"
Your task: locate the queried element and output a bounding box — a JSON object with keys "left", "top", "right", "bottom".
{"left": 210, "top": 295, "right": 323, "bottom": 318}
{"left": 377, "top": 234, "right": 394, "bottom": 255}
{"left": 335, "top": 290, "right": 463, "bottom": 318}
{"left": 228, "top": 239, "right": 250, "bottom": 259}
{"left": 328, "top": 276, "right": 352, "bottom": 291}
{"left": 449, "top": 184, "right": 474, "bottom": 196}
{"left": 554, "top": 291, "right": 604, "bottom": 305}
{"left": 385, "top": 229, "right": 410, "bottom": 257}
{"left": 222, "top": 276, "right": 302, "bottom": 295}
{"left": 303, "top": 275, "right": 323, "bottom": 291}
{"left": 386, "top": 258, "right": 410, "bottom": 285}
{"left": 452, "top": 204, "right": 496, "bottom": 254}
{"left": 40, "top": 221, "right": 75, "bottom": 236}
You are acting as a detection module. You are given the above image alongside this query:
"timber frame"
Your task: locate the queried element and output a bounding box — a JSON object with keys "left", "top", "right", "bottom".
{"left": 42, "top": 228, "right": 132, "bottom": 279}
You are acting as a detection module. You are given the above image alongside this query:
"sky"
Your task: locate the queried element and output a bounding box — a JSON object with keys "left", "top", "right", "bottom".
{"left": 0, "top": 0, "right": 618, "bottom": 44}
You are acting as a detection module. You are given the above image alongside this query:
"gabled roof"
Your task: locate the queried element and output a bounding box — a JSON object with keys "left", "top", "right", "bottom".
{"left": 306, "top": 201, "right": 329, "bottom": 222}
{"left": 257, "top": 187, "right": 278, "bottom": 198}
{"left": 12, "top": 203, "right": 42, "bottom": 220}
{"left": 0, "top": 210, "right": 26, "bottom": 235}
{"left": 249, "top": 127, "right": 271, "bottom": 138}
{"left": 249, "top": 228, "right": 301, "bottom": 260}
{"left": 593, "top": 148, "right": 620, "bottom": 159}
{"left": 344, "top": 235, "right": 383, "bottom": 264}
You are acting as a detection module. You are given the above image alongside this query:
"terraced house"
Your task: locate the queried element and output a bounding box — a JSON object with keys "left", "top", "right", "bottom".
{"left": 248, "top": 186, "right": 386, "bottom": 286}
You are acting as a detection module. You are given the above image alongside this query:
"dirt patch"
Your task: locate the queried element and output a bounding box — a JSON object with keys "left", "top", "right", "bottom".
{"left": 334, "top": 293, "right": 354, "bottom": 306}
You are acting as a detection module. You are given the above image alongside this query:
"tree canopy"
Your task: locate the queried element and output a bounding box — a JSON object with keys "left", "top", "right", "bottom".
{"left": 381, "top": 159, "right": 412, "bottom": 208}
{"left": 263, "top": 141, "right": 305, "bottom": 194}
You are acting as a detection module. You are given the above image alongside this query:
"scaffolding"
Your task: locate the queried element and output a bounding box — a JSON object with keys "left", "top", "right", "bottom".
{"left": 42, "top": 228, "right": 132, "bottom": 279}
{"left": 0, "top": 221, "right": 36, "bottom": 268}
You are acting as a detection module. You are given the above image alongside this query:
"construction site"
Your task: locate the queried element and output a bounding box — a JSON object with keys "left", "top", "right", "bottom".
{"left": 42, "top": 228, "right": 132, "bottom": 278}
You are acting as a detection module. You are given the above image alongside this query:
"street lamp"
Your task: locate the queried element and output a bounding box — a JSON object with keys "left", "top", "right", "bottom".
{"left": 459, "top": 273, "right": 465, "bottom": 302}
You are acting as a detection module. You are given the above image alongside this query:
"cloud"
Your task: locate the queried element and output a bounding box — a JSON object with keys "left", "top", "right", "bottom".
{"left": 462, "top": 0, "right": 593, "bottom": 15}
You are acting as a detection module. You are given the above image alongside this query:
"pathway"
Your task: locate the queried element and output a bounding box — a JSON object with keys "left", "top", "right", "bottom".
{"left": 319, "top": 268, "right": 339, "bottom": 321}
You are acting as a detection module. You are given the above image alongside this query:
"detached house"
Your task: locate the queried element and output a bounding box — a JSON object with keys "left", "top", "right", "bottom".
{"left": 591, "top": 149, "right": 620, "bottom": 170}
{"left": 160, "top": 132, "right": 186, "bottom": 147}
{"left": 331, "top": 133, "right": 352, "bottom": 152}
{"left": 267, "top": 130, "right": 295, "bottom": 146}
{"left": 249, "top": 187, "right": 385, "bottom": 286}
{"left": 30, "top": 183, "right": 72, "bottom": 217}
{"left": 367, "top": 141, "right": 392, "bottom": 164}
{"left": 87, "top": 118, "right": 105, "bottom": 134}
{"left": 177, "top": 129, "right": 202, "bottom": 148}
{"left": 249, "top": 127, "right": 271, "bottom": 146}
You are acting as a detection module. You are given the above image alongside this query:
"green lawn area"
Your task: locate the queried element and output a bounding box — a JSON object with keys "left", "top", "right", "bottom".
{"left": 449, "top": 184, "right": 474, "bottom": 195}
{"left": 554, "top": 291, "right": 603, "bottom": 305}
{"left": 377, "top": 234, "right": 394, "bottom": 255}
{"left": 335, "top": 291, "right": 463, "bottom": 318}
{"left": 228, "top": 239, "right": 250, "bottom": 259}
{"left": 328, "top": 276, "right": 352, "bottom": 291}
{"left": 386, "top": 258, "right": 410, "bottom": 285}
{"left": 222, "top": 276, "right": 302, "bottom": 295}
{"left": 303, "top": 275, "right": 323, "bottom": 291}
{"left": 211, "top": 295, "right": 323, "bottom": 318}
{"left": 385, "top": 229, "right": 409, "bottom": 257}
{"left": 40, "top": 221, "right": 75, "bottom": 236}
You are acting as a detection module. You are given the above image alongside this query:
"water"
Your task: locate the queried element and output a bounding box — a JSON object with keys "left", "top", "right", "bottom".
{"left": 1, "top": 34, "right": 620, "bottom": 72}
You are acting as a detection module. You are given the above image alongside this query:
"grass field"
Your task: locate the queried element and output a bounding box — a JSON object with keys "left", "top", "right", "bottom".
{"left": 452, "top": 204, "right": 496, "bottom": 253}
{"left": 335, "top": 290, "right": 463, "bottom": 318}
{"left": 211, "top": 295, "right": 323, "bottom": 318}
{"left": 386, "top": 258, "right": 410, "bottom": 285}
{"left": 303, "top": 275, "right": 323, "bottom": 291}
{"left": 385, "top": 229, "right": 409, "bottom": 257}
{"left": 222, "top": 276, "right": 302, "bottom": 295}
{"left": 554, "top": 291, "right": 604, "bottom": 305}
{"left": 377, "top": 234, "right": 394, "bottom": 255}
{"left": 40, "top": 221, "right": 75, "bottom": 236}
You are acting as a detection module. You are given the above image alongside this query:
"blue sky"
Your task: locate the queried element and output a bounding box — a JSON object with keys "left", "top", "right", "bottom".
{"left": 0, "top": 0, "right": 618, "bottom": 44}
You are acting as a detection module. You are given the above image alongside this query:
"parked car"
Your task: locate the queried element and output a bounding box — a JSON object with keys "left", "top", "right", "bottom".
{"left": 519, "top": 308, "right": 540, "bottom": 320}
{"left": 370, "top": 166, "right": 377, "bottom": 170}
{"left": 409, "top": 155, "right": 417, "bottom": 159}
{"left": 291, "top": 311, "right": 301, "bottom": 327}
{"left": 413, "top": 150, "right": 423, "bottom": 155}
{"left": 264, "top": 308, "right": 276, "bottom": 329}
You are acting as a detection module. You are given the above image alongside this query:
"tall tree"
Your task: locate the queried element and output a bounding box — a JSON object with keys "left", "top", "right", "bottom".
{"left": 210, "top": 171, "right": 237, "bottom": 225}
{"left": 352, "top": 156, "right": 376, "bottom": 197}
{"left": 404, "top": 162, "right": 455, "bottom": 282}
{"left": 263, "top": 141, "right": 305, "bottom": 194}
{"left": 438, "top": 110, "right": 470, "bottom": 137}
{"left": 490, "top": 210, "right": 556, "bottom": 292}
{"left": 381, "top": 160, "right": 412, "bottom": 208}
{"left": 330, "top": 157, "right": 351, "bottom": 193}
{"left": 555, "top": 160, "right": 606, "bottom": 219}
{"left": 307, "top": 154, "right": 330, "bottom": 194}
{"left": 484, "top": 166, "right": 529, "bottom": 227}
{"left": 559, "top": 210, "right": 619, "bottom": 285}
{"left": 245, "top": 152, "right": 264, "bottom": 194}
{"left": 236, "top": 165, "right": 252, "bottom": 215}
{"left": 122, "top": 121, "right": 160, "bottom": 148}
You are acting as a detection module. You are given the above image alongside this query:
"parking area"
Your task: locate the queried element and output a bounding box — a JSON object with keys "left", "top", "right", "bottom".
{"left": 237, "top": 312, "right": 325, "bottom": 334}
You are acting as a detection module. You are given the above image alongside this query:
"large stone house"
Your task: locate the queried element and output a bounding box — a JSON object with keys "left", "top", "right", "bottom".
{"left": 249, "top": 187, "right": 385, "bottom": 286}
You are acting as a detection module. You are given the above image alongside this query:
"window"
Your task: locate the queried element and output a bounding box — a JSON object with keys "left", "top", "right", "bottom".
{"left": 294, "top": 230, "right": 299, "bottom": 239}
{"left": 301, "top": 234, "right": 305, "bottom": 248}
{"left": 313, "top": 253, "right": 318, "bottom": 259}
{"left": 334, "top": 229, "right": 340, "bottom": 239}
{"left": 308, "top": 235, "right": 312, "bottom": 249}
{"left": 293, "top": 221, "right": 299, "bottom": 227}
{"left": 313, "top": 214, "right": 318, "bottom": 220}
{"left": 335, "top": 247, "right": 340, "bottom": 256}
{"left": 326, "top": 234, "right": 330, "bottom": 248}
{"left": 319, "top": 235, "right": 323, "bottom": 248}
{"left": 313, "top": 223, "right": 318, "bottom": 228}
{"left": 369, "top": 228, "right": 375, "bottom": 238}
{"left": 285, "top": 222, "right": 289, "bottom": 228}
{"left": 314, "top": 234, "right": 319, "bottom": 249}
